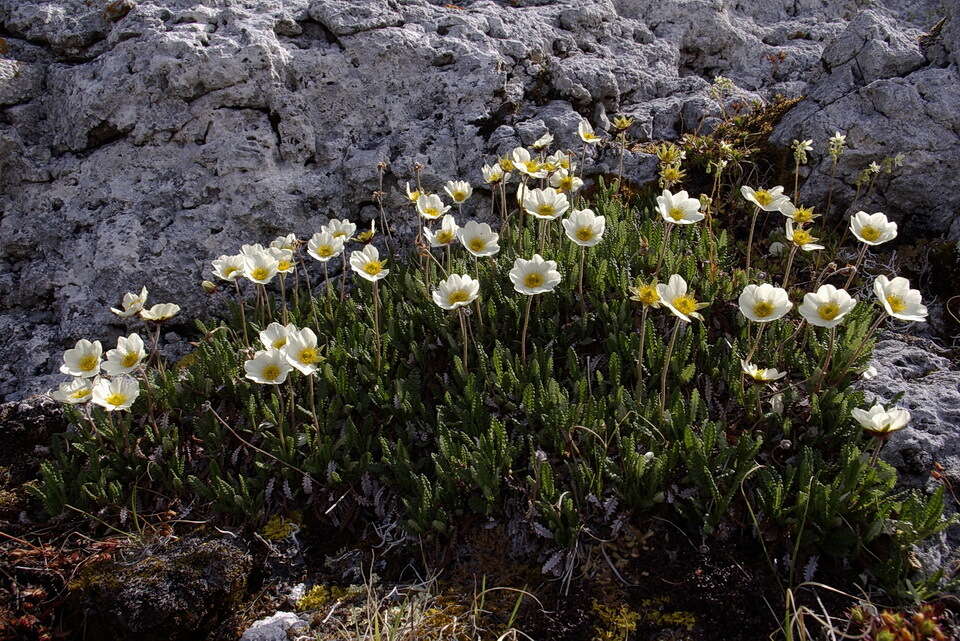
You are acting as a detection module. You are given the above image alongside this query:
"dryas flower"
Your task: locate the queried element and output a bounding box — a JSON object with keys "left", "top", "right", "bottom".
{"left": 110, "top": 287, "right": 148, "bottom": 318}
{"left": 851, "top": 403, "right": 910, "bottom": 436}
{"left": 268, "top": 247, "right": 295, "bottom": 274}
{"left": 532, "top": 132, "right": 554, "bottom": 150}
{"left": 798, "top": 284, "right": 857, "bottom": 328}
{"left": 140, "top": 303, "right": 180, "bottom": 321}
{"left": 259, "top": 322, "right": 298, "bottom": 350}
{"left": 549, "top": 169, "right": 584, "bottom": 194}
{"left": 781, "top": 204, "right": 818, "bottom": 224}
{"left": 444, "top": 180, "right": 473, "bottom": 203}
{"left": 850, "top": 211, "right": 897, "bottom": 246}
{"left": 432, "top": 274, "right": 480, "bottom": 311}
{"left": 873, "top": 275, "right": 927, "bottom": 322}
{"left": 740, "top": 360, "right": 787, "bottom": 382}
{"left": 578, "top": 119, "right": 601, "bottom": 144}
{"left": 562, "top": 208, "right": 606, "bottom": 247}
{"left": 522, "top": 187, "right": 569, "bottom": 220}
{"left": 482, "top": 163, "right": 507, "bottom": 184}
{"left": 457, "top": 221, "right": 500, "bottom": 258}
{"left": 240, "top": 243, "right": 267, "bottom": 257}
{"left": 417, "top": 193, "right": 450, "bottom": 220}
{"left": 243, "top": 251, "right": 280, "bottom": 284}
{"left": 349, "top": 244, "right": 389, "bottom": 281}
{"left": 656, "top": 274, "right": 708, "bottom": 322}
{"left": 741, "top": 185, "right": 791, "bottom": 212}
{"left": 424, "top": 214, "right": 459, "bottom": 247}
{"left": 270, "top": 234, "right": 298, "bottom": 251}
{"left": 52, "top": 377, "right": 95, "bottom": 404}
{"left": 322, "top": 218, "right": 358, "bottom": 241}
{"left": 101, "top": 333, "right": 147, "bottom": 376}
{"left": 785, "top": 220, "right": 824, "bottom": 251}
{"left": 546, "top": 151, "right": 572, "bottom": 172}
{"left": 512, "top": 147, "right": 546, "bottom": 178}
{"left": 91, "top": 375, "right": 140, "bottom": 411}
{"left": 356, "top": 220, "right": 376, "bottom": 243}
{"left": 629, "top": 280, "right": 661, "bottom": 308}
{"left": 282, "top": 327, "right": 322, "bottom": 375}
{"left": 243, "top": 349, "right": 292, "bottom": 385}
{"left": 60, "top": 339, "right": 102, "bottom": 378}
{"left": 738, "top": 284, "right": 792, "bottom": 323}
{"left": 510, "top": 254, "right": 561, "bottom": 295}
{"left": 405, "top": 182, "right": 423, "bottom": 203}
{"left": 307, "top": 231, "right": 345, "bottom": 262}
{"left": 612, "top": 115, "right": 634, "bottom": 130}
{"left": 212, "top": 255, "right": 246, "bottom": 282}
{"left": 657, "top": 188, "right": 704, "bottom": 225}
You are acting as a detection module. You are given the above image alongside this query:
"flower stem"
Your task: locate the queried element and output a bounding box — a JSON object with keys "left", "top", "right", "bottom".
{"left": 746, "top": 322, "right": 767, "bottom": 363}
{"left": 843, "top": 243, "right": 869, "bottom": 290}
{"left": 323, "top": 262, "right": 333, "bottom": 319}
{"left": 813, "top": 327, "right": 836, "bottom": 395}
{"left": 372, "top": 280, "right": 382, "bottom": 370}
{"left": 578, "top": 246, "right": 586, "bottom": 316}
{"left": 635, "top": 305, "right": 649, "bottom": 397}
{"left": 307, "top": 372, "right": 320, "bottom": 432}
{"left": 745, "top": 207, "right": 760, "bottom": 275}
{"left": 279, "top": 274, "right": 289, "bottom": 325}
{"left": 459, "top": 308, "right": 469, "bottom": 372}
{"left": 660, "top": 317, "right": 682, "bottom": 419}
{"left": 520, "top": 295, "right": 533, "bottom": 363}
{"left": 654, "top": 223, "right": 673, "bottom": 275}
{"left": 234, "top": 280, "right": 250, "bottom": 349}
{"left": 781, "top": 245, "right": 798, "bottom": 289}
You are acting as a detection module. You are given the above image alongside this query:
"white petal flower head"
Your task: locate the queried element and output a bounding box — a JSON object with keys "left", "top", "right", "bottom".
{"left": 102, "top": 333, "right": 147, "bottom": 376}
{"left": 562, "top": 208, "right": 606, "bottom": 247}
{"left": 270, "top": 234, "right": 298, "bottom": 251}
{"left": 307, "top": 231, "right": 345, "bottom": 262}
{"left": 549, "top": 169, "right": 584, "bottom": 194}
{"left": 60, "top": 339, "right": 103, "bottom": 378}
{"left": 405, "top": 182, "right": 423, "bottom": 203}
{"left": 510, "top": 254, "right": 562, "bottom": 295}
{"left": 798, "top": 284, "right": 857, "bottom": 328}
{"left": 140, "top": 303, "right": 181, "bottom": 321}
{"left": 851, "top": 403, "right": 910, "bottom": 436}
{"left": 259, "top": 322, "right": 298, "bottom": 350}
{"left": 444, "top": 180, "right": 473, "bottom": 204}
{"left": 244, "top": 349, "right": 292, "bottom": 385}
{"left": 91, "top": 375, "right": 140, "bottom": 412}
{"left": 740, "top": 359, "right": 787, "bottom": 382}
{"left": 850, "top": 211, "right": 897, "bottom": 246}
{"left": 240, "top": 243, "right": 267, "bottom": 257}
{"left": 482, "top": 163, "right": 507, "bottom": 184}
{"left": 785, "top": 220, "right": 825, "bottom": 251}
{"left": 243, "top": 250, "right": 280, "bottom": 284}
{"left": 268, "top": 247, "right": 295, "bottom": 274}
{"left": 424, "top": 214, "right": 460, "bottom": 248}
{"left": 512, "top": 146, "right": 546, "bottom": 178}
{"left": 457, "top": 221, "right": 500, "bottom": 257}
{"left": 657, "top": 189, "right": 704, "bottom": 225}
{"left": 738, "top": 284, "right": 792, "bottom": 323}
{"left": 417, "top": 193, "right": 450, "bottom": 220}
{"left": 547, "top": 151, "right": 573, "bottom": 172}
{"left": 657, "top": 274, "right": 708, "bottom": 323}
{"left": 349, "top": 244, "right": 389, "bottom": 281}
{"left": 282, "top": 327, "right": 322, "bottom": 375}
{"left": 52, "top": 377, "right": 95, "bottom": 404}
{"left": 212, "top": 255, "right": 246, "bottom": 282}
{"left": 510, "top": 146, "right": 532, "bottom": 167}
{"left": 432, "top": 274, "right": 480, "bottom": 311}
{"left": 741, "top": 185, "right": 790, "bottom": 212}
{"left": 578, "top": 119, "right": 601, "bottom": 144}
{"left": 873, "top": 275, "right": 927, "bottom": 322}
{"left": 111, "top": 286, "right": 149, "bottom": 318}
{"left": 523, "top": 187, "right": 569, "bottom": 220}
{"left": 322, "top": 218, "right": 357, "bottom": 241}
{"left": 532, "top": 132, "right": 554, "bottom": 150}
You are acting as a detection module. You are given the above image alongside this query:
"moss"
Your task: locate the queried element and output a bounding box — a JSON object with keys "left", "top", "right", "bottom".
{"left": 296, "top": 584, "right": 363, "bottom": 612}
{"left": 260, "top": 512, "right": 301, "bottom": 540}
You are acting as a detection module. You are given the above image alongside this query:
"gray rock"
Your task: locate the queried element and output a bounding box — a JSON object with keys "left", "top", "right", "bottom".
{"left": 240, "top": 611, "right": 309, "bottom": 641}
{"left": 0, "top": 0, "right": 950, "bottom": 400}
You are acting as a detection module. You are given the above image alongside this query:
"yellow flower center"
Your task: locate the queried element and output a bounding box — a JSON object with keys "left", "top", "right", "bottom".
{"left": 332, "top": 231, "right": 348, "bottom": 238}
{"left": 859, "top": 225, "right": 880, "bottom": 242}
{"left": 558, "top": 176, "right": 573, "bottom": 191}
{"left": 524, "top": 272, "right": 544, "bottom": 289}
{"left": 817, "top": 302, "right": 840, "bottom": 321}
{"left": 316, "top": 245, "right": 334, "bottom": 258}
{"left": 298, "top": 348, "right": 320, "bottom": 365}
{"left": 543, "top": 162, "right": 559, "bottom": 172}
{"left": 251, "top": 267, "right": 270, "bottom": 281}
{"left": 672, "top": 295, "right": 698, "bottom": 315}
{"left": 278, "top": 260, "right": 293, "bottom": 271}
{"left": 794, "top": 207, "right": 814, "bottom": 223}
{"left": 559, "top": 157, "right": 570, "bottom": 170}
{"left": 499, "top": 158, "right": 514, "bottom": 171}
{"left": 468, "top": 238, "right": 486, "bottom": 252}
{"left": 423, "top": 207, "right": 440, "bottom": 218}
{"left": 121, "top": 352, "right": 140, "bottom": 368}
{"left": 105, "top": 393, "right": 128, "bottom": 407}
{"left": 272, "top": 338, "right": 287, "bottom": 349}
{"left": 408, "top": 190, "right": 421, "bottom": 202}
{"left": 575, "top": 227, "right": 594, "bottom": 242}
{"left": 70, "top": 388, "right": 91, "bottom": 400}
{"left": 792, "top": 229, "right": 814, "bottom": 246}
{"left": 668, "top": 207, "right": 685, "bottom": 221}
{"left": 523, "top": 161, "right": 541, "bottom": 174}
{"left": 79, "top": 355, "right": 98, "bottom": 371}
{"left": 453, "top": 190, "right": 467, "bottom": 202}
{"left": 753, "top": 190, "right": 773, "bottom": 206}
{"left": 537, "top": 204, "right": 556, "bottom": 217}
{"left": 363, "top": 261, "right": 383, "bottom": 276}
{"left": 448, "top": 289, "right": 470, "bottom": 305}
{"left": 633, "top": 286, "right": 659, "bottom": 306}
{"left": 224, "top": 266, "right": 239, "bottom": 277}
{"left": 583, "top": 132, "right": 599, "bottom": 141}
{"left": 436, "top": 230, "right": 455, "bottom": 244}
{"left": 886, "top": 295, "right": 906, "bottom": 313}
{"left": 262, "top": 365, "right": 281, "bottom": 381}
{"left": 753, "top": 301, "right": 774, "bottom": 318}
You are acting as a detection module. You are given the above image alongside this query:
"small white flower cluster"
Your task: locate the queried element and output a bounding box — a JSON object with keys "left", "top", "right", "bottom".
{"left": 243, "top": 322, "right": 322, "bottom": 384}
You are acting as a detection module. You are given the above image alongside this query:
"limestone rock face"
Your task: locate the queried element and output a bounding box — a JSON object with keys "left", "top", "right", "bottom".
{"left": 0, "top": 0, "right": 949, "bottom": 400}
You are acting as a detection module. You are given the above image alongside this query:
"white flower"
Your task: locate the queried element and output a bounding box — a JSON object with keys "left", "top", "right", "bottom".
{"left": 873, "top": 275, "right": 927, "bottom": 322}
{"left": 101, "top": 333, "right": 147, "bottom": 376}
{"left": 60, "top": 339, "right": 102, "bottom": 378}
{"left": 52, "top": 377, "right": 95, "bottom": 404}
{"left": 282, "top": 327, "right": 322, "bottom": 375}
{"left": 405, "top": 182, "right": 424, "bottom": 203}
{"left": 532, "top": 132, "right": 554, "bottom": 150}
{"left": 243, "top": 349, "right": 293, "bottom": 385}
{"left": 270, "top": 234, "right": 298, "bottom": 251}
{"left": 110, "top": 287, "right": 148, "bottom": 318}
{"left": 798, "top": 284, "right": 857, "bottom": 328}
{"left": 510, "top": 254, "right": 562, "bottom": 295}
{"left": 738, "top": 284, "right": 792, "bottom": 323}
{"left": 578, "top": 119, "right": 601, "bottom": 144}
{"left": 785, "top": 220, "right": 824, "bottom": 251}
{"left": 562, "top": 209, "right": 606, "bottom": 247}
{"left": 740, "top": 359, "right": 787, "bottom": 382}
{"left": 259, "top": 322, "right": 298, "bottom": 350}
{"left": 549, "top": 169, "right": 584, "bottom": 194}
{"left": 793, "top": 139, "right": 813, "bottom": 153}
{"left": 140, "top": 303, "right": 181, "bottom": 321}
{"left": 424, "top": 214, "right": 459, "bottom": 247}
{"left": 657, "top": 189, "right": 704, "bottom": 225}
{"left": 850, "top": 211, "right": 897, "bottom": 246}
{"left": 307, "top": 231, "right": 345, "bottom": 262}
{"left": 212, "top": 255, "right": 246, "bottom": 282}
{"left": 522, "top": 187, "right": 569, "bottom": 220}
{"left": 91, "top": 375, "right": 140, "bottom": 411}
{"left": 741, "top": 185, "right": 791, "bottom": 212}
{"left": 546, "top": 151, "right": 573, "bottom": 172}
{"left": 432, "top": 274, "right": 480, "bottom": 310}
{"left": 482, "top": 163, "right": 508, "bottom": 184}
{"left": 861, "top": 365, "right": 878, "bottom": 380}
{"left": 417, "top": 193, "right": 450, "bottom": 220}
{"left": 240, "top": 243, "right": 267, "bottom": 257}
{"left": 243, "top": 250, "right": 280, "bottom": 284}
{"left": 657, "top": 274, "right": 708, "bottom": 322}
{"left": 457, "top": 221, "right": 500, "bottom": 257}
{"left": 268, "top": 247, "right": 295, "bottom": 274}
{"left": 444, "top": 180, "right": 473, "bottom": 203}
{"left": 851, "top": 403, "right": 910, "bottom": 436}
{"left": 780, "top": 204, "right": 819, "bottom": 224}
{"left": 511, "top": 147, "right": 546, "bottom": 178}
{"left": 349, "top": 244, "right": 389, "bottom": 281}
{"left": 322, "top": 218, "right": 357, "bottom": 241}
